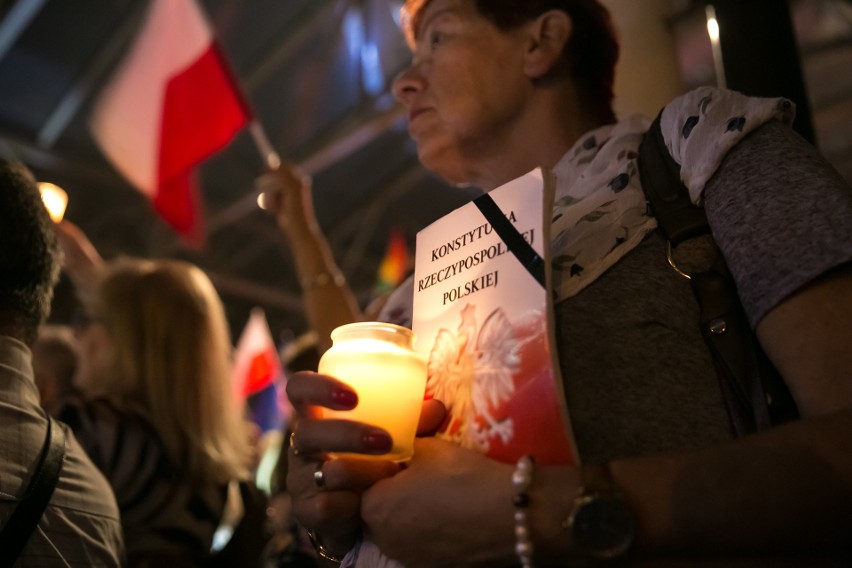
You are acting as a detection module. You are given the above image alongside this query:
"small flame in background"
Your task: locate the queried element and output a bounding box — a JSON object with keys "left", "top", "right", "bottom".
{"left": 38, "top": 182, "right": 68, "bottom": 223}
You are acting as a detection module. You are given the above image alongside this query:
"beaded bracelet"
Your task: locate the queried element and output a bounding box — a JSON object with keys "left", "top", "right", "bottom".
{"left": 512, "top": 455, "right": 535, "bottom": 568}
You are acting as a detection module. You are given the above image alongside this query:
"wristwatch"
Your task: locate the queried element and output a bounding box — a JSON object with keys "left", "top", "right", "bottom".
{"left": 564, "top": 462, "right": 635, "bottom": 561}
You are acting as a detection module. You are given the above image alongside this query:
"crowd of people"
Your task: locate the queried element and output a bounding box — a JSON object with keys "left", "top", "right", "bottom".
{"left": 1, "top": 0, "right": 851, "bottom": 566}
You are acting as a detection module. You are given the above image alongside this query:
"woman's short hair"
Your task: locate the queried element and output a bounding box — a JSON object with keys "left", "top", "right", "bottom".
{"left": 401, "top": 0, "right": 619, "bottom": 124}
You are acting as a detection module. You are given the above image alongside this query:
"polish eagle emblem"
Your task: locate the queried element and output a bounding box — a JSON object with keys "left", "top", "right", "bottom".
{"left": 426, "top": 303, "right": 520, "bottom": 451}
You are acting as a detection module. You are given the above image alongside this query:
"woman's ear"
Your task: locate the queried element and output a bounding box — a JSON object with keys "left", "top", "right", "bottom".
{"left": 524, "top": 10, "right": 572, "bottom": 79}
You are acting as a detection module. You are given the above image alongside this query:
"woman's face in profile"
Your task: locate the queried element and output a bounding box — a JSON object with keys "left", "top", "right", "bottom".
{"left": 392, "top": 0, "right": 533, "bottom": 186}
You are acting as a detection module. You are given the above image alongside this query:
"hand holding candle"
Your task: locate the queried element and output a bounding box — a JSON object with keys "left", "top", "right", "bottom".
{"left": 318, "top": 322, "right": 427, "bottom": 462}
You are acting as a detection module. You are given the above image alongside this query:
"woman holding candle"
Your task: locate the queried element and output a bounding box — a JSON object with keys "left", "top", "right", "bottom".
{"left": 281, "top": 0, "right": 852, "bottom": 566}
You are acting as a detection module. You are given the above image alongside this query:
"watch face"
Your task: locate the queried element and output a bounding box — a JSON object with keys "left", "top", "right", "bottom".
{"left": 571, "top": 494, "right": 635, "bottom": 559}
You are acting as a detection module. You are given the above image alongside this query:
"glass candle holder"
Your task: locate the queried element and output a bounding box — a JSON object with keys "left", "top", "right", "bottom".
{"left": 318, "top": 322, "right": 427, "bottom": 462}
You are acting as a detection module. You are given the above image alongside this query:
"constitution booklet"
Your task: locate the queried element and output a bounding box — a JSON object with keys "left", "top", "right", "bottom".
{"left": 411, "top": 168, "right": 577, "bottom": 466}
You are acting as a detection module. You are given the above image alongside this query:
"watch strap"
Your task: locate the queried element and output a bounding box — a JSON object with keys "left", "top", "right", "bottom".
{"left": 578, "top": 461, "right": 619, "bottom": 495}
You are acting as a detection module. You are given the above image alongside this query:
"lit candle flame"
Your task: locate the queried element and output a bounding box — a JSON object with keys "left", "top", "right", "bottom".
{"left": 38, "top": 182, "right": 68, "bottom": 223}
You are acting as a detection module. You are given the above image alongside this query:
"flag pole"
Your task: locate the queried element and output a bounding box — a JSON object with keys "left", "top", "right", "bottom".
{"left": 196, "top": 9, "right": 280, "bottom": 174}
{"left": 248, "top": 120, "right": 281, "bottom": 171}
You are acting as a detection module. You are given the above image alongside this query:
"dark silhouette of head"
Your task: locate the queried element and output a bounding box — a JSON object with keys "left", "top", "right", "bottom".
{"left": 0, "top": 158, "right": 61, "bottom": 345}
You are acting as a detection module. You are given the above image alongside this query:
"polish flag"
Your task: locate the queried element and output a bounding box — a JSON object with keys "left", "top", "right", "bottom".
{"left": 89, "top": 0, "right": 250, "bottom": 243}
{"left": 232, "top": 308, "right": 288, "bottom": 433}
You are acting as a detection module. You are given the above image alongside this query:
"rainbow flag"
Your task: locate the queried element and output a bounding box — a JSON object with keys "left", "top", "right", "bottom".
{"left": 375, "top": 228, "right": 410, "bottom": 294}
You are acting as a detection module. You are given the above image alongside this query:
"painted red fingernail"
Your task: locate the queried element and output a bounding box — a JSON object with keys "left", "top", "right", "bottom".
{"left": 362, "top": 430, "right": 392, "bottom": 452}
{"left": 331, "top": 388, "right": 358, "bottom": 408}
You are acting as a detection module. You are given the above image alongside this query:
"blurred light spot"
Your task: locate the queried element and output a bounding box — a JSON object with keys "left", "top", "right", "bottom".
{"left": 343, "top": 8, "right": 364, "bottom": 60}
{"left": 389, "top": 0, "right": 404, "bottom": 28}
{"left": 361, "top": 42, "right": 385, "bottom": 95}
{"left": 38, "top": 182, "right": 68, "bottom": 223}
{"left": 345, "top": 6, "right": 386, "bottom": 95}
{"left": 707, "top": 17, "right": 720, "bottom": 42}
{"left": 706, "top": 5, "right": 720, "bottom": 43}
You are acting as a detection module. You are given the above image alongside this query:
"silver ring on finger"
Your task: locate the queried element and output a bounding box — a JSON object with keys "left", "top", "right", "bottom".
{"left": 313, "top": 462, "right": 326, "bottom": 488}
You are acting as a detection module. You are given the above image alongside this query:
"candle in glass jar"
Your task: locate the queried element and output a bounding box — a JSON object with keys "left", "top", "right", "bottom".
{"left": 318, "top": 322, "right": 427, "bottom": 462}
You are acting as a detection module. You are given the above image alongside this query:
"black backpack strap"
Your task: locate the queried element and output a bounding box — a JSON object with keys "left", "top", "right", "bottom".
{"left": 0, "top": 416, "right": 67, "bottom": 568}
{"left": 690, "top": 260, "right": 770, "bottom": 433}
{"left": 638, "top": 110, "right": 798, "bottom": 435}
{"left": 637, "top": 110, "right": 710, "bottom": 245}
{"left": 474, "top": 192, "right": 545, "bottom": 287}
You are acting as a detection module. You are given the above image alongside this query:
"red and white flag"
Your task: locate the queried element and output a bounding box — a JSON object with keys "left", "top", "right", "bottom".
{"left": 89, "top": 0, "right": 250, "bottom": 243}
{"left": 232, "top": 308, "right": 289, "bottom": 432}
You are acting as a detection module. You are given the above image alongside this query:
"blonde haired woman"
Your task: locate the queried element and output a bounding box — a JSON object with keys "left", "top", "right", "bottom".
{"left": 56, "top": 222, "right": 264, "bottom": 567}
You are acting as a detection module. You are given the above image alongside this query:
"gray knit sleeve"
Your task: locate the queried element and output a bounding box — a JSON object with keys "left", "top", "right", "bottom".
{"left": 703, "top": 120, "right": 852, "bottom": 327}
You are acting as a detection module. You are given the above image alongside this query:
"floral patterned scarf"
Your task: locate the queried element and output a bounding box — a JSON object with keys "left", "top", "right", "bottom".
{"left": 551, "top": 86, "right": 795, "bottom": 302}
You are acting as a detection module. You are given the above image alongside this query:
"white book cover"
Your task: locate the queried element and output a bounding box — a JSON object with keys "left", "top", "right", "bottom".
{"left": 412, "top": 168, "right": 576, "bottom": 466}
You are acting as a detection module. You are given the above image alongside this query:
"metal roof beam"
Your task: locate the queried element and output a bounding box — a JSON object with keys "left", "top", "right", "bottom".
{"left": 0, "top": 0, "right": 46, "bottom": 60}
